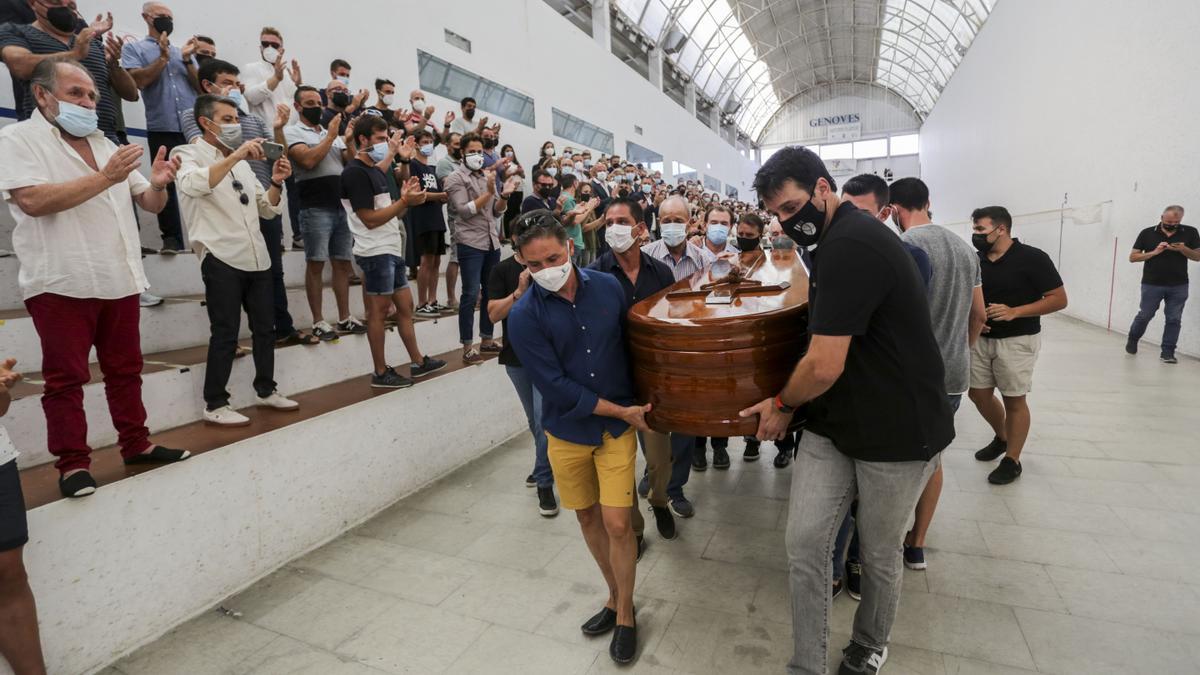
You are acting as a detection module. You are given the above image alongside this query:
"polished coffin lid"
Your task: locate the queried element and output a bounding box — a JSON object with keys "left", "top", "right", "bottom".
{"left": 627, "top": 248, "right": 810, "bottom": 436}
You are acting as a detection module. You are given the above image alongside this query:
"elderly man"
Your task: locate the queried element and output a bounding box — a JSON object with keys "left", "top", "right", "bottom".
{"left": 0, "top": 58, "right": 191, "bottom": 498}
{"left": 120, "top": 1, "right": 199, "bottom": 253}
{"left": 172, "top": 93, "right": 300, "bottom": 426}
{"left": 642, "top": 195, "right": 714, "bottom": 280}
{"left": 1126, "top": 205, "right": 1200, "bottom": 363}
{"left": 321, "top": 77, "right": 366, "bottom": 137}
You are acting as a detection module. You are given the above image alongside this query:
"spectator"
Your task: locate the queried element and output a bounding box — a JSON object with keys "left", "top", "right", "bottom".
{"left": 558, "top": 175, "right": 599, "bottom": 267}
{"left": 369, "top": 77, "right": 395, "bottom": 125}
{"left": 641, "top": 195, "right": 712, "bottom": 283}
{"left": 172, "top": 94, "right": 300, "bottom": 426}
{"left": 285, "top": 85, "right": 364, "bottom": 342}
{"left": 181, "top": 59, "right": 318, "bottom": 347}
{"left": 444, "top": 131, "right": 519, "bottom": 365}
{"left": 521, "top": 168, "right": 558, "bottom": 215}
{"left": 341, "top": 115, "right": 446, "bottom": 388}
{"left": 573, "top": 181, "right": 604, "bottom": 267}
{"left": 240, "top": 26, "right": 303, "bottom": 249}
{"left": 402, "top": 87, "right": 437, "bottom": 132}
{"left": 436, "top": 131, "right": 463, "bottom": 309}
{"left": 448, "top": 95, "right": 483, "bottom": 135}
{"left": 405, "top": 127, "right": 451, "bottom": 317}
{"left": 1125, "top": 205, "right": 1199, "bottom": 363}
{"left": 191, "top": 34, "right": 215, "bottom": 64}
{"left": 0, "top": 358, "right": 46, "bottom": 675}
{"left": 967, "top": 206, "right": 1068, "bottom": 485}
{"left": 321, "top": 77, "right": 367, "bottom": 137}
{"left": 318, "top": 57, "right": 350, "bottom": 105}
{"left": 499, "top": 142, "right": 524, "bottom": 240}
{"left": 0, "top": 58, "right": 191, "bottom": 498}
{"left": 120, "top": 1, "right": 199, "bottom": 253}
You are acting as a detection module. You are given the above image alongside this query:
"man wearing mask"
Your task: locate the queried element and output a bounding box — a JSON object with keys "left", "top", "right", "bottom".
{"left": 521, "top": 169, "right": 560, "bottom": 215}
{"left": 0, "top": 57, "right": 191, "bottom": 497}
{"left": 406, "top": 128, "right": 451, "bottom": 317}
{"left": 403, "top": 88, "right": 440, "bottom": 133}
{"left": 967, "top": 207, "right": 1068, "bottom": 485}
{"left": 590, "top": 198, "right": 690, "bottom": 543}
{"left": 444, "top": 131, "right": 520, "bottom": 365}
{"left": 436, "top": 131, "right": 463, "bottom": 309}
{"left": 742, "top": 147, "right": 954, "bottom": 675}
{"left": 172, "top": 93, "right": 300, "bottom": 426}
{"left": 318, "top": 57, "right": 350, "bottom": 105}
{"left": 450, "top": 95, "right": 486, "bottom": 135}
{"left": 368, "top": 78, "right": 396, "bottom": 125}
{"left": 641, "top": 195, "right": 713, "bottom": 281}
{"left": 1125, "top": 205, "right": 1199, "bottom": 363}
{"left": 285, "top": 85, "right": 363, "bottom": 342}
{"left": 508, "top": 212, "right": 651, "bottom": 666}
{"left": 689, "top": 207, "right": 738, "bottom": 474}
{"left": 120, "top": 1, "right": 198, "bottom": 253}
{"left": 321, "top": 78, "right": 366, "bottom": 137}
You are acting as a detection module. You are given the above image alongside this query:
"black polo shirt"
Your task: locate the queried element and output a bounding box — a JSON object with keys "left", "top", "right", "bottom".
{"left": 586, "top": 249, "right": 676, "bottom": 307}
{"left": 978, "top": 239, "right": 1063, "bottom": 339}
{"left": 408, "top": 160, "right": 446, "bottom": 234}
{"left": 1132, "top": 224, "right": 1200, "bottom": 287}
{"left": 487, "top": 256, "right": 526, "bottom": 367}
{"left": 805, "top": 201, "right": 954, "bottom": 463}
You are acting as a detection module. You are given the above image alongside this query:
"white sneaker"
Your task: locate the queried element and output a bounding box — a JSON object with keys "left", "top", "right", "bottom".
{"left": 203, "top": 406, "right": 250, "bottom": 426}
{"left": 139, "top": 291, "right": 164, "bottom": 308}
{"left": 255, "top": 391, "right": 299, "bottom": 410}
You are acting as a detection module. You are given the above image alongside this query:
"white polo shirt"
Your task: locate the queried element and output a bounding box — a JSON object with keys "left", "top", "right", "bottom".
{"left": 0, "top": 109, "right": 151, "bottom": 301}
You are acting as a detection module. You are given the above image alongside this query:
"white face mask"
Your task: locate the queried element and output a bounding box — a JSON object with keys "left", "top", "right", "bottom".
{"left": 605, "top": 224, "right": 635, "bottom": 253}
{"left": 661, "top": 222, "right": 687, "bottom": 247}
{"left": 597, "top": 171, "right": 608, "bottom": 181}
{"left": 261, "top": 46, "right": 280, "bottom": 64}
{"left": 464, "top": 152, "right": 484, "bottom": 171}
{"left": 531, "top": 256, "right": 573, "bottom": 292}
{"left": 411, "top": 98, "right": 425, "bottom": 110}
{"left": 381, "top": 93, "right": 395, "bottom": 107}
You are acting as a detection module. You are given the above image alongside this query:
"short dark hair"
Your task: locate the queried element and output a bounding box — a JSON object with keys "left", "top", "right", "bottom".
{"left": 352, "top": 114, "right": 388, "bottom": 146}
{"left": 704, "top": 203, "right": 734, "bottom": 223}
{"left": 607, "top": 196, "right": 644, "bottom": 224}
{"left": 375, "top": 78, "right": 394, "bottom": 91}
{"left": 460, "top": 131, "right": 482, "bottom": 149}
{"left": 330, "top": 59, "right": 351, "bottom": 72}
{"left": 738, "top": 212, "right": 765, "bottom": 233}
{"left": 532, "top": 169, "right": 554, "bottom": 183}
{"left": 195, "top": 35, "right": 215, "bottom": 46}
{"left": 412, "top": 127, "right": 434, "bottom": 143}
{"left": 514, "top": 210, "right": 568, "bottom": 254}
{"left": 194, "top": 93, "right": 237, "bottom": 124}
{"left": 460, "top": 96, "right": 476, "bottom": 107}
{"left": 560, "top": 174, "right": 578, "bottom": 190}
{"left": 197, "top": 59, "right": 238, "bottom": 88}
{"left": 972, "top": 206, "right": 1013, "bottom": 232}
{"left": 842, "top": 173, "right": 890, "bottom": 210}
{"left": 294, "top": 85, "right": 318, "bottom": 104}
{"left": 887, "top": 177, "right": 929, "bottom": 211}
{"left": 753, "top": 146, "right": 835, "bottom": 202}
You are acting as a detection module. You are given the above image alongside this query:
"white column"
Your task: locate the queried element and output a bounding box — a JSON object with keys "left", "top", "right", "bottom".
{"left": 684, "top": 82, "right": 697, "bottom": 116}
{"left": 709, "top": 105, "right": 720, "bottom": 133}
{"left": 591, "top": 0, "right": 612, "bottom": 53}
{"left": 648, "top": 48, "right": 664, "bottom": 91}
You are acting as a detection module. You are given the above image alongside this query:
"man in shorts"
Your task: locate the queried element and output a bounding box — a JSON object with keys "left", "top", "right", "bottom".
{"left": 508, "top": 212, "right": 652, "bottom": 666}
{"left": 405, "top": 127, "right": 451, "bottom": 316}
{"left": 341, "top": 116, "right": 445, "bottom": 388}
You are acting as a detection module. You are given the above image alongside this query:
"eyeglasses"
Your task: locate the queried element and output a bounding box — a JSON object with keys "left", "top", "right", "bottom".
{"left": 231, "top": 179, "right": 249, "bottom": 206}
{"left": 260, "top": 41, "right": 281, "bottom": 49}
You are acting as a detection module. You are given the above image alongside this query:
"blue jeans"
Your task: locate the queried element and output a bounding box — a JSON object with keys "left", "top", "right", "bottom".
{"left": 1128, "top": 283, "right": 1189, "bottom": 355}
{"left": 505, "top": 365, "right": 552, "bottom": 488}
{"left": 457, "top": 244, "right": 499, "bottom": 344}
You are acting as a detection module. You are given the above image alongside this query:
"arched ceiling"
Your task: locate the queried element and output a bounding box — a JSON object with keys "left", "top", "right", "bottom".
{"left": 611, "top": 0, "right": 996, "bottom": 143}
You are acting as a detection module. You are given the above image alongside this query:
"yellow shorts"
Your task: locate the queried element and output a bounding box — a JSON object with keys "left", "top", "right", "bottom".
{"left": 546, "top": 428, "right": 637, "bottom": 510}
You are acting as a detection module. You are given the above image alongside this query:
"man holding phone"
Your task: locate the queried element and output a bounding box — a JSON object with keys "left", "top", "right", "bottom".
{"left": 182, "top": 59, "right": 318, "bottom": 347}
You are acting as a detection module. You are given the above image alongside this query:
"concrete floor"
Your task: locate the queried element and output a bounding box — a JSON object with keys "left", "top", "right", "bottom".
{"left": 106, "top": 315, "right": 1200, "bottom": 674}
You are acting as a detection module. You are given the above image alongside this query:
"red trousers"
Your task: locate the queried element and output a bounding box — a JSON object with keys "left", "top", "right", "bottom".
{"left": 24, "top": 293, "right": 151, "bottom": 473}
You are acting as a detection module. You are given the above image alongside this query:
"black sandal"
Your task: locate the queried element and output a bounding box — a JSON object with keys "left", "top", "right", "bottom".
{"left": 276, "top": 331, "right": 320, "bottom": 347}
{"left": 124, "top": 445, "right": 192, "bottom": 465}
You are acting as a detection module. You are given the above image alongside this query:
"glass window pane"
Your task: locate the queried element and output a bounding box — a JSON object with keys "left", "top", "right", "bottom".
{"left": 890, "top": 134, "right": 919, "bottom": 155}
{"left": 417, "top": 50, "right": 534, "bottom": 127}
{"left": 820, "top": 143, "right": 854, "bottom": 160}
{"left": 853, "top": 138, "right": 889, "bottom": 159}
{"left": 553, "top": 107, "right": 614, "bottom": 154}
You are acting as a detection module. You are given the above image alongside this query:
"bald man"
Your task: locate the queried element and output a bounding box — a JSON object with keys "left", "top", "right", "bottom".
{"left": 641, "top": 195, "right": 714, "bottom": 280}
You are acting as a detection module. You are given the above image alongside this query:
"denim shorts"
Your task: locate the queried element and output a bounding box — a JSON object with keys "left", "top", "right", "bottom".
{"left": 299, "top": 207, "right": 352, "bottom": 262}
{"left": 354, "top": 253, "right": 409, "bottom": 295}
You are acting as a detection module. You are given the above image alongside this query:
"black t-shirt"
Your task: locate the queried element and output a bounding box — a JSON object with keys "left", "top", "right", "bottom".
{"left": 805, "top": 201, "right": 954, "bottom": 463}
{"left": 341, "top": 158, "right": 387, "bottom": 210}
{"left": 586, "top": 250, "right": 676, "bottom": 306}
{"left": 521, "top": 194, "right": 555, "bottom": 214}
{"left": 978, "top": 239, "right": 1063, "bottom": 339}
{"left": 487, "top": 256, "right": 525, "bottom": 367}
{"left": 1132, "top": 224, "right": 1199, "bottom": 286}
{"left": 408, "top": 160, "right": 446, "bottom": 234}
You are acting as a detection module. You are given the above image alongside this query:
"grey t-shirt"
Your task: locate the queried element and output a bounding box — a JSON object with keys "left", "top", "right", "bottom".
{"left": 901, "top": 224, "right": 981, "bottom": 394}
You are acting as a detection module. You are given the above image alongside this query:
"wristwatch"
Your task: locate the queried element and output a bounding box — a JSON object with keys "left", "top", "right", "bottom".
{"left": 774, "top": 394, "right": 796, "bottom": 414}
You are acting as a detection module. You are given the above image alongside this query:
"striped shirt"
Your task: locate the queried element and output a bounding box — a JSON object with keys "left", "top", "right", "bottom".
{"left": 0, "top": 22, "right": 118, "bottom": 138}
{"left": 180, "top": 106, "right": 273, "bottom": 189}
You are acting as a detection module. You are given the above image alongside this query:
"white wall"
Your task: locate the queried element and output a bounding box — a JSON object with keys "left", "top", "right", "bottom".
{"left": 758, "top": 85, "right": 921, "bottom": 146}
{"left": 0, "top": 0, "right": 755, "bottom": 197}
{"left": 919, "top": 0, "right": 1200, "bottom": 357}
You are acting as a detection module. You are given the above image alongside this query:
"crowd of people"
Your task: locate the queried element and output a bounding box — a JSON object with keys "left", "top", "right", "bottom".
{"left": 0, "top": 3, "right": 1197, "bottom": 674}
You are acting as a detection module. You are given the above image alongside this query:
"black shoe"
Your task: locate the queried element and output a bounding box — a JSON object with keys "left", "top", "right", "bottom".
{"left": 525, "top": 474, "right": 536, "bottom": 488}
{"left": 410, "top": 355, "right": 447, "bottom": 378}
{"left": 159, "top": 237, "right": 184, "bottom": 254}
{"left": 712, "top": 445, "right": 730, "bottom": 470}
{"left": 291, "top": 236, "right": 304, "bottom": 250}
{"left": 838, "top": 641, "right": 888, "bottom": 675}
{"left": 988, "top": 456, "right": 1022, "bottom": 485}
{"left": 123, "top": 445, "right": 192, "bottom": 465}
{"left": 1125, "top": 339, "right": 1138, "bottom": 355}
{"left": 536, "top": 486, "right": 559, "bottom": 517}
{"left": 1161, "top": 352, "right": 1178, "bottom": 364}
{"left": 691, "top": 447, "right": 708, "bottom": 472}
{"left": 140, "top": 246, "right": 158, "bottom": 255}
{"left": 59, "top": 470, "right": 97, "bottom": 498}
{"left": 636, "top": 535, "right": 646, "bottom": 562}
{"left": 581, "top": 607, "right": 617, "bottom": 636}
{"left": 336, "top": 317, "right": 368, "bottom": 335}
{"left": 610, "top": 624, "right": 637, "bottom": 665}
{"left": 832, "top": 578, "right": 844, "bottom": 600}
{"left": 846, "top": 560, "right": 862, "bottom": 601}
{"left": 652, "top": 505, "right": 676, "bottom": 540}
{"left": 974, "top": 436, "right": 1007, "bottom": 461}
{"left": 637, "top": 474, "right": 650, "bottom": 499}
{"left": 668, "top": 496, "right": 695, "bottom": 519}
{"left": 773, "top": 447, "right": 791, "bottom": 469}
{"left": 370, "top": 367, "right": 413, "bottom": 389}
{"left": 743, "top": 438, "right": 761, "bottom": 462}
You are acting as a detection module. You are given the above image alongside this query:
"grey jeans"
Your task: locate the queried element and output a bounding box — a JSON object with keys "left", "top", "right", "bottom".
{"left": 785, "top": 431, "right": 938, "bottom": 675}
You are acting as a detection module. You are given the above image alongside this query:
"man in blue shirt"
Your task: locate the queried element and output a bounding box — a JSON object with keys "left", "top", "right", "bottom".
{"left": 508, "top": 211, "right": 650, "bottom": 666}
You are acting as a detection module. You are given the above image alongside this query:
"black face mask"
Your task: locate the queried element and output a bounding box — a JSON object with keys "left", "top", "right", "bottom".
{"left": 299, "top": 106, "right": 323, "bottom": 126}
{"left": 330, "top": 92, "right": 351, "bottom": 108}
{"left": 1161, "top": 222, "right": 1179, "bottom": 234}
{"left": 195, "top": 54, "right": 214, "bottom": 67}
{"left": 972, "top": 230, "right": 997, "bottom": 254}
{"left": 482, "top": 137, "right": 497, "bottom": 149}
{"left": 779, "top": 196, "right": 826, "bottom": 247}
{"left": 463, "top": 109, "right": 474, "bottom": 120}
{"left": 152, "top": 16, "right": 173, "bottom": 35}
{"left": 579, "top": 192, "right": 592, "bottom": 201}
{"left": 45, "top": 6, "right": 77, "bottom": 33}
{"left": 736, "top": 236, "right": 761, "bottom": 252}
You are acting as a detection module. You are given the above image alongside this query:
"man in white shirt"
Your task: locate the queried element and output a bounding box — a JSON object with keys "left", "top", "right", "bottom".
{"left": 0, "top": 58, "right": 191, "bottom": 499}
{"left": 172, "top": 93, "right": 300, "bottom": 426}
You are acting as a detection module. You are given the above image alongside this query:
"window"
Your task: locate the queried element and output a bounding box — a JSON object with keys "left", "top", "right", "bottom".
{"left": 552, "top": 108, "right": 614, "bottom": 154}
{"left": 890, "top": 133, "right": 919, "bottom": 156}
{"left": 626, "top": 141, "right": 663, "bottom": 168}
{"left": 853, "top": 138, "right": 889, "bottom": 159}
{"left": 760, "top": 145, "right": 782, "bottom": 165}
{"left": 443, "top": 29, "right": 471, "bottom": 54}
{"left": 725, "top": 184, "right": 739, "bottom": 199}
{"left": 673, "top": 161, "right": 698, "bottom": 181}
{"left": 417, "top": 50, "right": 535, "bottom": 127}
{"left": 703, "top": 175, "right": 722, "bottom": 192}
{"left": 819, "top": 143, "right": 854, "bottom": 160}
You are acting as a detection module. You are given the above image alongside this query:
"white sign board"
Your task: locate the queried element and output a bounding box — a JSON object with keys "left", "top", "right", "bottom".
{"left": 826, "top": 123, "right": 862, "bottom": 142}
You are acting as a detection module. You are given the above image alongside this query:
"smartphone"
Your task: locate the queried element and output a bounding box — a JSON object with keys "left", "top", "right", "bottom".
{"left": 262, "top": 142, "right": 284, "bottom": 162}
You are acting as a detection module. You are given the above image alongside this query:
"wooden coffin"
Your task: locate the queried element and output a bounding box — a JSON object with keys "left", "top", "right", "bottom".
{"left": 627, "top": 248, "right": 810, "bottom": 437}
